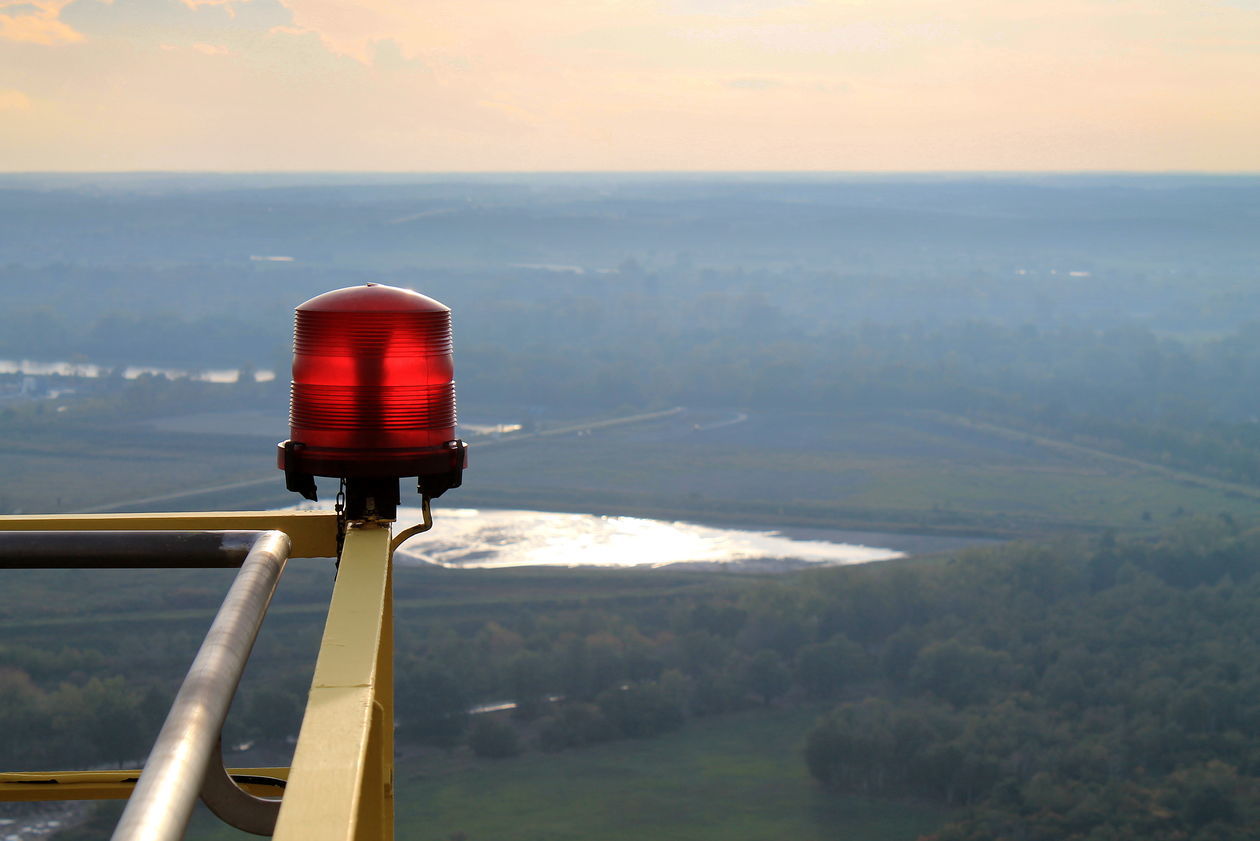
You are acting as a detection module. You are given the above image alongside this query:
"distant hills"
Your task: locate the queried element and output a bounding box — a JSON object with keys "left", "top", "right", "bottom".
{"left": 2, "top": 173, "right": 1257, "bottom": 273}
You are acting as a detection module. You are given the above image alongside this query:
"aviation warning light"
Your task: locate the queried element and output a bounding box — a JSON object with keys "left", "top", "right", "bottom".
{"left": 278, "top": 283, "right": 467, "bottom": 521}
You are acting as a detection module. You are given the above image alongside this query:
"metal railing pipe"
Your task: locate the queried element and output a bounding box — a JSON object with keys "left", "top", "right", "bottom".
{"left": 0, "top": 530, "right": 265, "bottom": 569}
{"left": 200, "top": 736, "right": 285, "bottom": 836}
{"left": 110, "top": 530, "right": 291, "bottom": 841}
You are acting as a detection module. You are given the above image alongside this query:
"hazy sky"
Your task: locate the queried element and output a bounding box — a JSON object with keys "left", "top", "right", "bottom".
{"left": 2, "top": 0, "right": 1258, "bottom": 171}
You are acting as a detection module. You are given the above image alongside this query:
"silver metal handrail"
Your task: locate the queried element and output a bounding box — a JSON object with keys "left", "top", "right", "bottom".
{"left": 109, "top": 530, "right": 291, "bottom": 841}
{"left": 199, "top": 736, "right": 284, "bottom": 836}
{"left": 0, "top": 529, "right": 269, "bottom": 568}
{"left": 0, "top": 528, "right": 296, "bottom": 838}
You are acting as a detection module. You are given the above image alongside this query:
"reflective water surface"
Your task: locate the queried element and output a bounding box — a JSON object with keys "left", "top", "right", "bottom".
{"left": 0, "top": 358, "right": 275, "bottom": 382}
{"left": 390, "top": 507, "right": 904, "bottom": 570}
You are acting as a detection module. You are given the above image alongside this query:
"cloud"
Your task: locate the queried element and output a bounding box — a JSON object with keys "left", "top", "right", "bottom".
{"left": 2, "top": 0, "right": 1258, "bottom": 170}
{"left": 273, "top": 0, "right": 664, "bottom": 66}
{"left": 725, "top": 77, "right": 783, "bottom": 90}
{"left": 57, "top": 0, "right": 292, "bottom": 48}
{"left": 0, "top": 88, "right": 31, "bottom": 109}
{"left": 179, "top": 0, "right": 239, "bottom": 14}
{"left": 191, "top": 41, "right": 229, "bottom": 54}
{"left": 0, "top": 0, "right": 83, "bottom": 44}
{"left": 476, "top": 98, "right": 543, "bottom": 126}
{"left": 667, "top": 0, "right": 809, "bottom": 13}
{"left": 278, "top": 7, "right": 425, "bottom": 65}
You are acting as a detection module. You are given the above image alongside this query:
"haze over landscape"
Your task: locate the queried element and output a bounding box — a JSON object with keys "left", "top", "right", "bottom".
{"left": 4, "top": 1, "right": 1260, "bottom": 840}
{"left": 3, "top": 171, "right": 1260, "bottom": 840}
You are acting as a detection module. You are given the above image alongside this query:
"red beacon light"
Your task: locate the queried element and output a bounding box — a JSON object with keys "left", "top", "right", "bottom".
{"left": 278, "top": 283, "right": 467, "bottom": 521}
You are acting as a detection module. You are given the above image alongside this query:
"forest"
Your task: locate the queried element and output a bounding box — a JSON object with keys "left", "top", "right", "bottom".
{"left": 5, "top": 517, "right": 1260, "bottom": 840}
{"left": 3, "top": 174, "right": 1260, "bottom": 839}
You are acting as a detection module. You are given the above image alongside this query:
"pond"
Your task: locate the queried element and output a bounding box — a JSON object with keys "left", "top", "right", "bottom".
{"left": 390, "top": 506, "right": 907, "bottom": 571}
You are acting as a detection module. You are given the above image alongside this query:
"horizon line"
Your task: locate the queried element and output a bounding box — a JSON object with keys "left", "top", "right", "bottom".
{"left": 2, "top": 169, "right": 1259, "bottom": 178}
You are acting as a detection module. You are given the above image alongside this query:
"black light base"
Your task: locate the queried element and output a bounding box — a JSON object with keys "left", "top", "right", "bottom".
{"left": 344, "top": 478, "right": 400, "bottom": 522}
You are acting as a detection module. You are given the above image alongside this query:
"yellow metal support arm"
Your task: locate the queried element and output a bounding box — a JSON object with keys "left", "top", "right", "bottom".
{"left": 0, "top": 768, "right": 289, "bottom": 802}
{"left": 0, "top": 511, "right": 339, "bottom": 559}
{"left": 274, "top": 523, "right": 394, "bottom": 841}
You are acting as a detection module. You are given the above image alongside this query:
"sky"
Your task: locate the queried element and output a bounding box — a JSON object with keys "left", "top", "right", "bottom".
{"left": 1, "top": 0, "right": 1258, "bottom": 172}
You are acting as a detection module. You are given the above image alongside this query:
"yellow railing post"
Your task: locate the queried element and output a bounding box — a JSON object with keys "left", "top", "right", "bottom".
{"left": 379, "top": 560, "right": 395, "bottom": 839}
{"left": 273, "top": 523, "right": 394, "bottom": 841}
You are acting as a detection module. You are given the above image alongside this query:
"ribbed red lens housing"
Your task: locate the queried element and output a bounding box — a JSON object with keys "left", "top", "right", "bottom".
{"left": 280, "top": 283, "right": 461, "bottom": 478}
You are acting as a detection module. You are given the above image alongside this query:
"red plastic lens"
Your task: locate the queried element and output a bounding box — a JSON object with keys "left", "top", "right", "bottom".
{"left": 281, "top": 283, "right": 459, "bottom": 478}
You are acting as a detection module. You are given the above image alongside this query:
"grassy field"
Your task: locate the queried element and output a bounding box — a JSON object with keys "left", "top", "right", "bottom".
{"left": 178, "top": 707, "right": 947, "bottom": 841}
{"left": 4, "top": 405, "right": 1258, "bottom": 538}
{"left": 458, "top": 409, "right": 1260, "bottom": 536}
{"left": 0, "top": 423, "right": 267, "bottom": 514}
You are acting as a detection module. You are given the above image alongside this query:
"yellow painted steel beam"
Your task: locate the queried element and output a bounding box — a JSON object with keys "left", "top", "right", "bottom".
{"left": 0, "top": 511, "right": 339, "bottom": 559}
{"left": 274, "top": 523, "right": 393, "bottom": 841}
{"left": 0, "top": 768, "right": 289, "bottom": 802}
{"left": 378, "top": 561, "right": 395, "bottom": 838}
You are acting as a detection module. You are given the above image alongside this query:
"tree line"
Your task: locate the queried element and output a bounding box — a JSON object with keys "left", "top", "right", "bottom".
{"left": 385, "top": 516, "right": 1260, "bottom": 838}
{"left": 11, "top": 273, "right": 1260, "bottom": 492}
{"left": 4, "top": 515, "right": 1260, "bottom": 838}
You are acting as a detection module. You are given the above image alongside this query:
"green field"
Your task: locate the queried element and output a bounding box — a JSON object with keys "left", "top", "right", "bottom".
{"left": 458, "top": 409, "right": 1260, "bottom": 537}
{"left": 0, "top": 424, "right": 268, "bottom": 515}
{"left": 6, "top": 406, "right": 1258, "bottom": 540}
{"left": 177, "top": 707, "right": 946, "bottom": 841}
